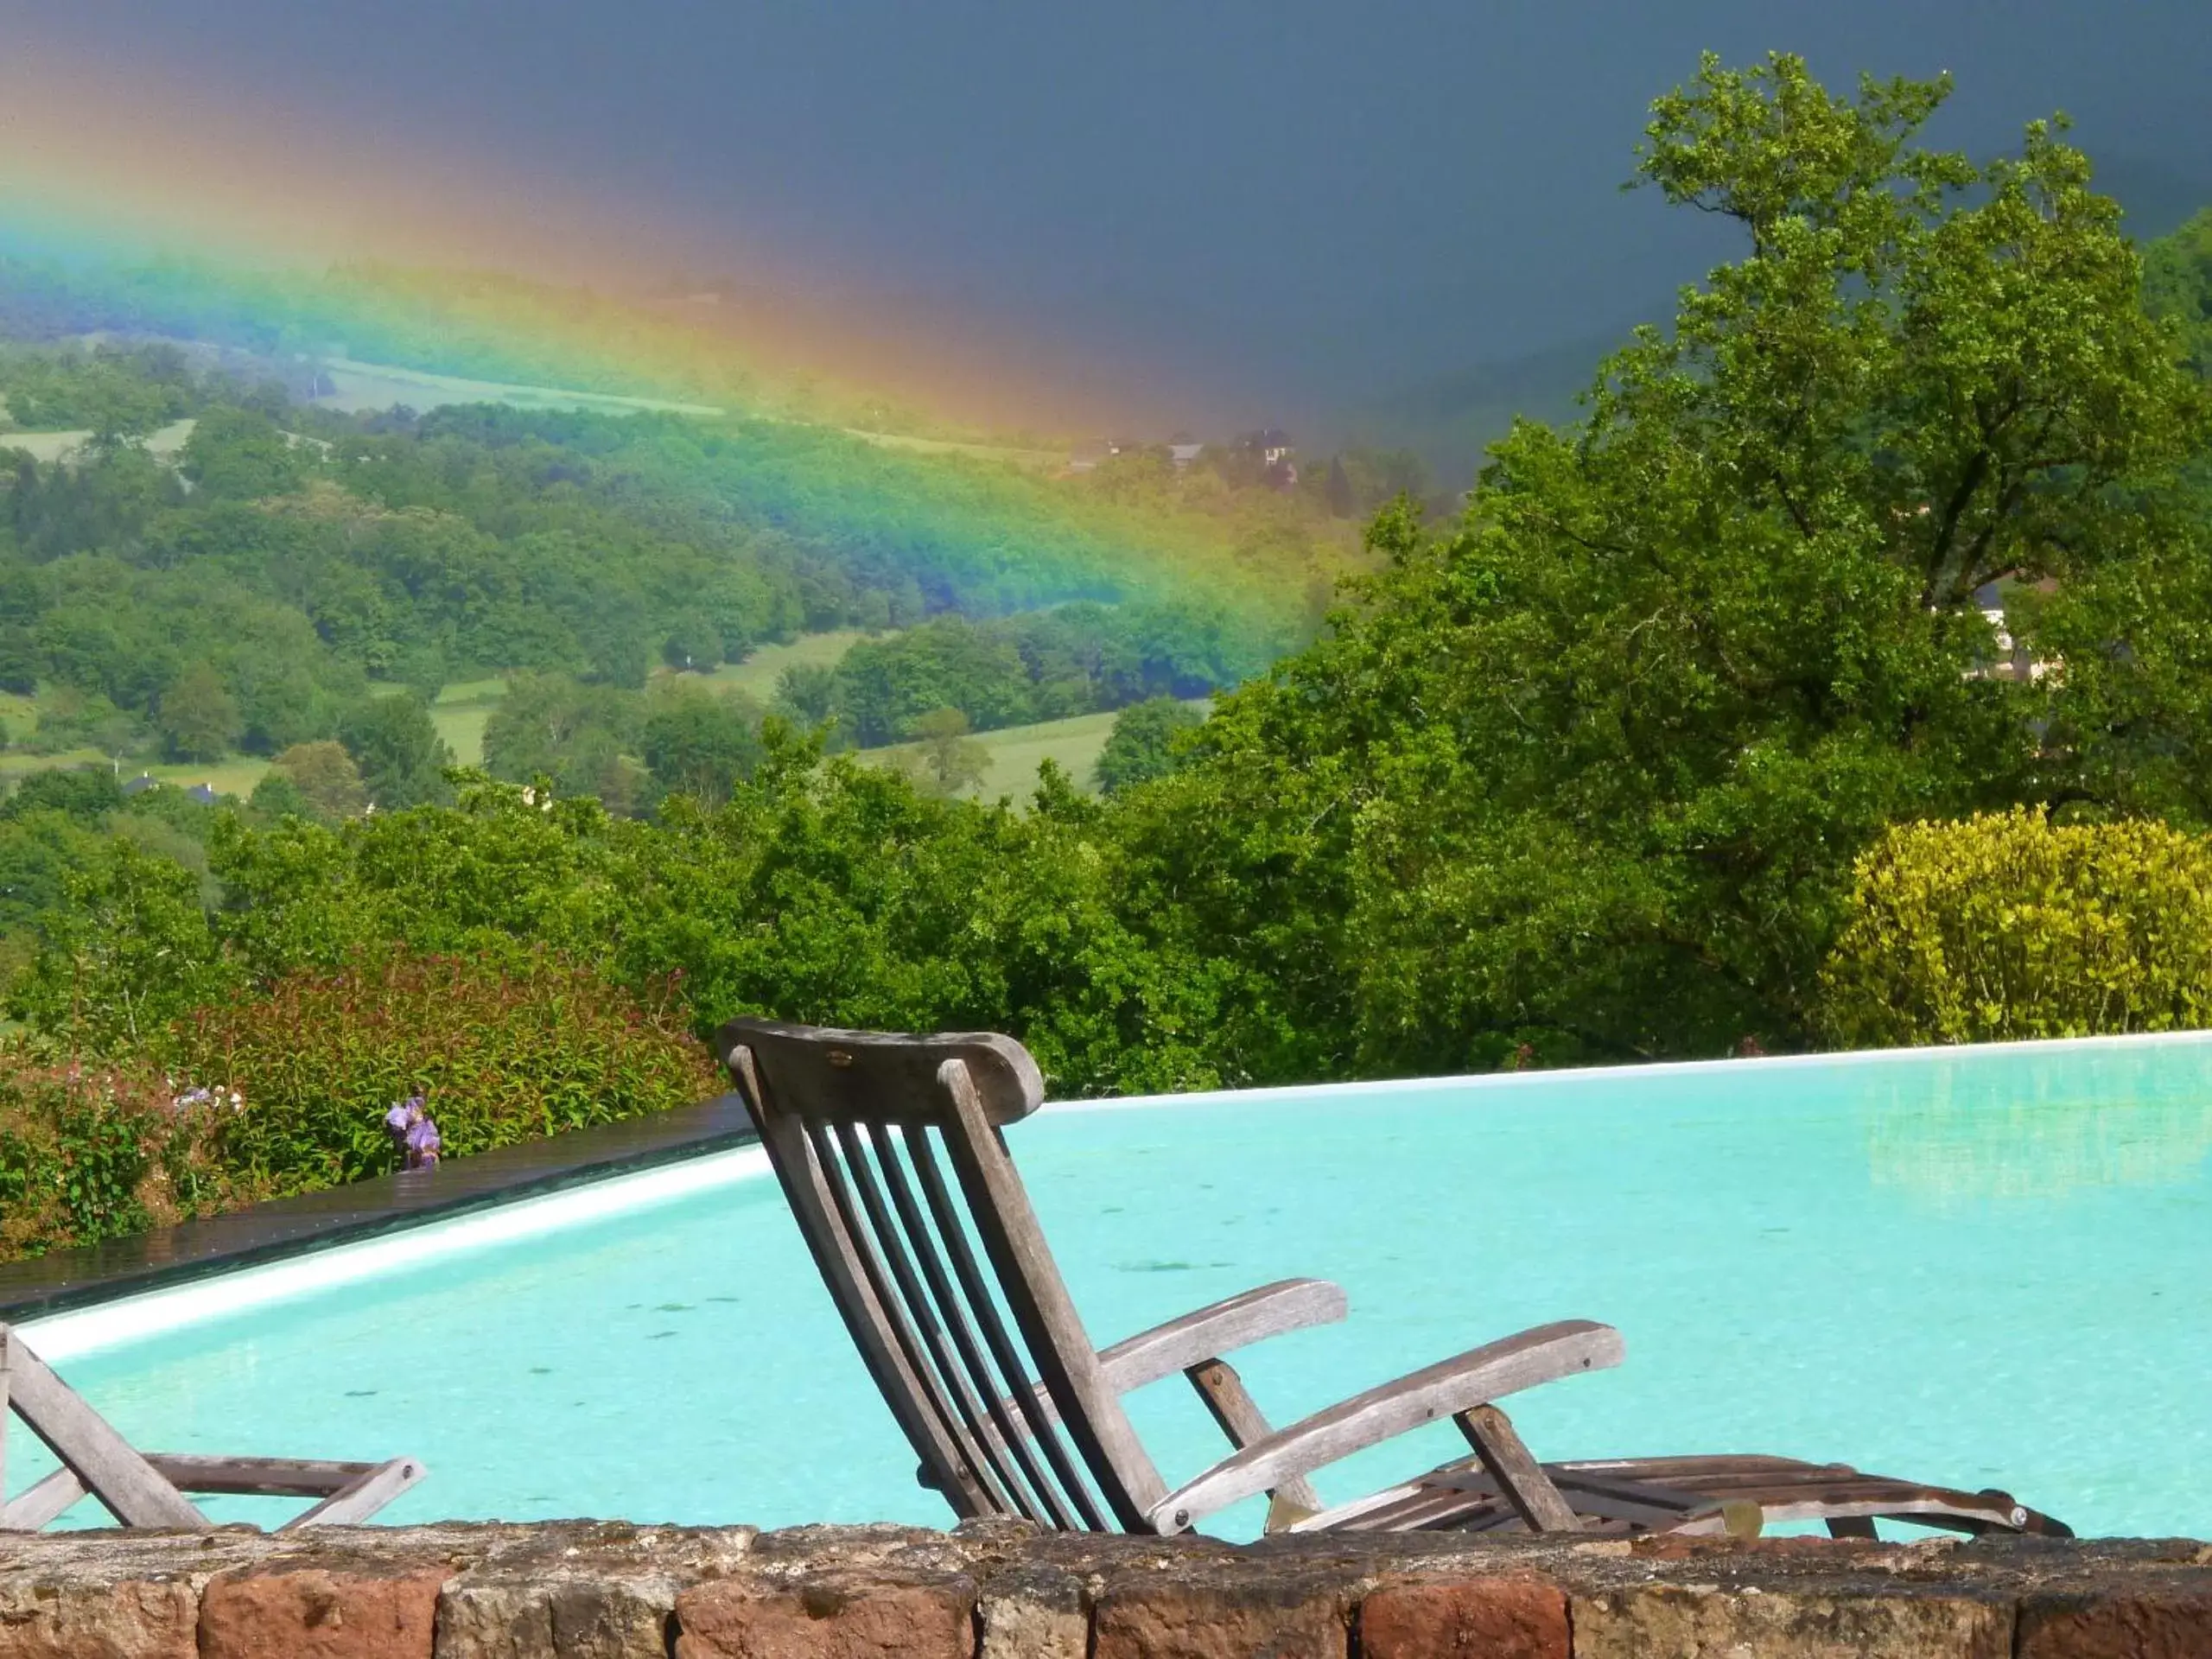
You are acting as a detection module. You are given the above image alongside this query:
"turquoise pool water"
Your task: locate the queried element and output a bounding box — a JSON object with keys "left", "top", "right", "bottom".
{"left": 12, "top": 1035, "right": 2211, "bottom": 1538}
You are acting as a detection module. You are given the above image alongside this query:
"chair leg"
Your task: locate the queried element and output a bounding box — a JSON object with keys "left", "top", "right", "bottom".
{"left": 282, "top": 1457, "right": 427, "bottom": 1528}
{"left": 1, "top": 1468, "right": 87, "bottom": 1531}
{"left": 1184, "top": 1359, "right": 1324, "bottom": 1530}
{"left": 1456, "top": 1404, "right": 1582, "bottom": 1533}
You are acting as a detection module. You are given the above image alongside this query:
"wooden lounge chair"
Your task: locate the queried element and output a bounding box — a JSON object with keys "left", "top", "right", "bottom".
{"left": 1, "top": 1323, "right": 424, "bottom": 1530}
{"left": 721, "top": 1017, "right": 2069, "bottom": 1541}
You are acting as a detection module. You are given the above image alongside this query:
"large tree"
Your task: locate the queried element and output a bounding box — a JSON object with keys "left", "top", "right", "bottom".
{"left": 158, "top": 664, "right": 241, "bottom": 762}
{"left": 1122, "top": 54, "right": 2212, "bottom": 1078}
{"left": 338, "top": 696, "right": 454, "bottom": 810}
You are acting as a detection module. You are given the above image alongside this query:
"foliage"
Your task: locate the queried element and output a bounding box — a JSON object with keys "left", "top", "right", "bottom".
{"left": 169, "top": 950, "right": 718, "bottom": 1195}
{"left": 0, "top": 342, "right": 202, "bottom": 439}
{"left": 0, "top": 807, "right": 104, "bottom": 938}
{"left": 772, "top": 661, "right": 837, "bottom": 725}
{"left": 638, "top": 683, "right": 766, "bottom": 809}
{"left": 2144, "top": 207, "right": 2212, "bottom": 379}
{"left": 1107, "top": 55, "right": 2212, "bottom": 1079}
{"left": 827, "top": 601, "right": 1265, "bottom": 746}
{"left": 180, "top": 405, "right": 308, "bottom": 499}
{"left": 0, "top": 1049, "right": 249, "bottom": 1261}
{"left": 1094, "top": 697, "right": 1203, "bottom": 795}
{"left": 0, "top": 359, "right": 1312, "bottom": 791}
{"left": 245, "top": 768, "right": 315, "bottom": 823}
{"left": 11, "top": 753, "right": 1252, "bottom": 1097}
{"left": 904, "top": 708, "right": 990, "bottom": 797}
{"left": 1313, "top": 448, "right": 1431, "bottom": 519}
{"left": 268, "top": 739, "right": 369, "bottom": 820}
{"left": 480, "top": 672, "right": 642, "bottom": 805}
{"left": 158, "top": 662, "right": 242, "bottom": 761}
{"left": 338, "top": 694, "right": 454, "bottom": 809}
{"left": 1819, "top": 808, "right": 2212, "bottom": 1046}
{"left": 9, "top": 835, "right": 236, "bottom": 1052}
{"left": 3, "top": 767, "right": 122, "bottom": 823}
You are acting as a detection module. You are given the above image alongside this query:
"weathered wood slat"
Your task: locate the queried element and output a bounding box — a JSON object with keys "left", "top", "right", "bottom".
{"left": 903, "top": 1122, "right": 1106, "bottom": 1529}
{"left": 141, "top": 1454, "right": 371, "bottom": 1497}
{"left": 1103, "top": 1281, "right": 1348, "bottom": 1395}
{"left": 1457, "top": 1404, "right": 1582, "bottom": 1533}
{"left": 0, "top": 1466, "right": 86, "bottom": 1530}
{"left": 284, "top": 1457, "right": 425, "bottom": 1527}
{"left": 937, "top": 1058, "right": 1168, "bottom": 1527}
{"left": 1149, "top": 1320, "right": 1624, "bottom": 1534}
{"left": 730, "top": 1048, "right": 988, "bottom": 1517}
{"left": 842, "top": 1122, "right": 1047, "bottom": 1522}
{"left": 1182, "top": 1359, "right": 1324, "bottom": 1528}
{"left": 810, "top": 1119, "right": 1016, "bottom": 1516}
{"left": 0, "top": 1326, "right": 206, "bottom": 1528}
{"left": 729, "top": 1021, "right": 1044, "bottom": 1127}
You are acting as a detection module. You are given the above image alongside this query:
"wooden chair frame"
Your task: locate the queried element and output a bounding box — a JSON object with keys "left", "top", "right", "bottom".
{"left": 1, "top": 1324, "right": 424, "bottom": 1531}
{"left": 723, "top": 1016, "right": 2069, "bottom": 1541}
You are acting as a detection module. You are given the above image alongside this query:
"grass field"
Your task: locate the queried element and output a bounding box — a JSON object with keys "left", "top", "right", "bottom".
{"left": 680, "top": 631, "right": 866, "bottom": 702}
{"left": 316, "top": 360, "right": 721, "bottom": 419}
{"left": 0, "top": 419, "right": 197, "bottom": 463}
{"left": 860, "top": 709, "right": 1123, "bottom": 801}
{"left": 432, "top": 677, "right": 508, "bottom": 767}
{"left": 0, "top": 748, "right": 270, "bottom": 798}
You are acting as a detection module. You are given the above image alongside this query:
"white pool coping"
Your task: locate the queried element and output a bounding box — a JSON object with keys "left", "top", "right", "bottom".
{"left": 23, "top": 1147, "right": 773, "bottom": 1363}
{"left": 24, "top": 1026, "right": 2211, "bottom": 1361}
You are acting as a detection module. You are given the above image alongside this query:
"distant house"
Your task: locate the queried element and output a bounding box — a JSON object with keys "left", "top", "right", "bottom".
{"left": 120, "top": 773, "right": 158, "bottom": 798}
{"left": 186, "top": 783, "right": 219, "bottom": 805}
{"left": 1234, "top": 428, "right": 1298, "bottom": 489}
{"left": 1967, "top": 577, "right": 2060, "bottom": 683}
{"left": 1168, "top": 442, "right": 1205, "bottom": 468}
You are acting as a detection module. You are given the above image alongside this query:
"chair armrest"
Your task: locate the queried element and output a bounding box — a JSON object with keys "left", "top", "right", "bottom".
{"left": 1143, "top": 1319, "right": 1624, "bottom": 1534}
{"left": 994, "top": 1279, "right": 1348, "bottom": 1436}
{"left": 1098, "top": 1278, "right": 1349, "bottom": 1393}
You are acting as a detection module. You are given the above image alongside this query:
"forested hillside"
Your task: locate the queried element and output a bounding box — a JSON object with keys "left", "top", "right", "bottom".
{"left": 0, "top": 351, "right": 1346, "bottom": 780}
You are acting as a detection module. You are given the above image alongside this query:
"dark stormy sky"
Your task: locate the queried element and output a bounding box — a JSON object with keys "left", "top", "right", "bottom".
{"left": 11, "top": 1, "right": 2212, "bottom": 437}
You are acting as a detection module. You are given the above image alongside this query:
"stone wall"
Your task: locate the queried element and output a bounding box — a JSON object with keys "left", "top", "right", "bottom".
{"left": 3, "top": 1521, "right": 2208, "bottom": 1659}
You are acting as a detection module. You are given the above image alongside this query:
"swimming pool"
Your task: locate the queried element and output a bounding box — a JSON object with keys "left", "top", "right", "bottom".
{"left": 12, "top": 1033, "right": 2210, "bottom": 1539}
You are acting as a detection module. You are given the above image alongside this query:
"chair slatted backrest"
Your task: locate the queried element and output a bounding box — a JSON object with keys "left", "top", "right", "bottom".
{"left": 721, "top": 1017, "right": 1167, "bottom": 1532}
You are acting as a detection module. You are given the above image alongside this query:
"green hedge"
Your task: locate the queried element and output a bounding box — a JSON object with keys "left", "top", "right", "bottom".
{"left": 0, "top": 950, "right": 720, "bottom": 1262}
{"left": 0, "top": 1054, "right": 250, "bottom": 1261}
{"left": 1818, "top": 807, "right": 2212, "bottom": 1047}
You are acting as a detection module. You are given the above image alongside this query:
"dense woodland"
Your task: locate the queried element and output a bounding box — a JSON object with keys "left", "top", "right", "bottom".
{"left": 7, "top": 57, "right": 2212, "bottom": 1259}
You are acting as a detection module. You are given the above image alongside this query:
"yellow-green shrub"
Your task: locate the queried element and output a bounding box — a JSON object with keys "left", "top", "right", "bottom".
{"left": 1819, "top": 807, "right": 2212, "bottom": 1047}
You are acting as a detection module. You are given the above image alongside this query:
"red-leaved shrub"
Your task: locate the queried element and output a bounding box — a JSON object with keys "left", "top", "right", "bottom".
{"left": 170, "top": 951, "right": 720, "bottom": 1194}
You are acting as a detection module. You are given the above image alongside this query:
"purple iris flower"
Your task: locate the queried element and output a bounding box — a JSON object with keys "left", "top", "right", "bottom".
{"left": 384, "top": 1095, "right": 439, "bottom": 1167}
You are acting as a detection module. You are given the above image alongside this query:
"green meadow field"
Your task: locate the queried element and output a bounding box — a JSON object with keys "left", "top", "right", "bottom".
{"left": 860, "top": 709, "right": 1123, "bottom": 800}
{"left": 431, "top": 677, "right": 509, "bottom": 767}
{"left": 683, "top": 630, "right": 866, "bottom": 702}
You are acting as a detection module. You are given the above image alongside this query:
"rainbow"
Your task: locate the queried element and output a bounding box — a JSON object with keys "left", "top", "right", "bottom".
{"left": 0, "top": 42, "right": 1343, "bottom": 639}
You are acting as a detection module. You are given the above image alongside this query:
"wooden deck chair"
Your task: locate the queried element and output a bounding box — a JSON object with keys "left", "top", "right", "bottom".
{"left": 1, "top": 1324, "right": 424, "bottom": 1531}
{"left": 721, "top": 1017, "right": 2070, "bottom": 1541}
